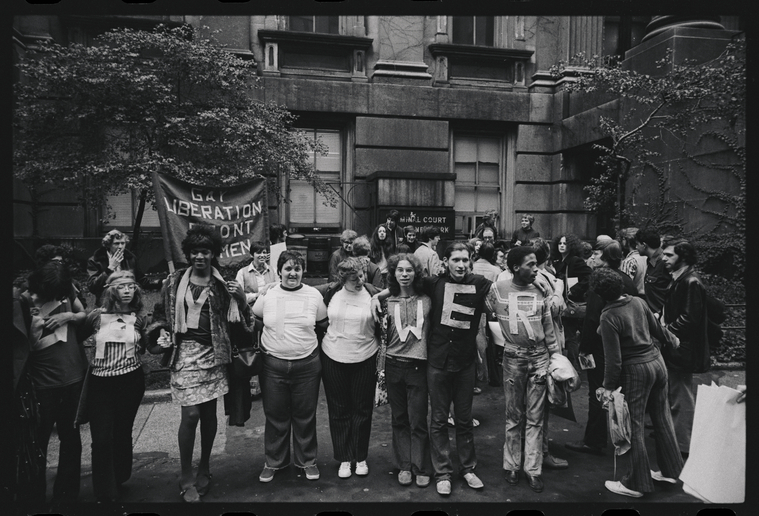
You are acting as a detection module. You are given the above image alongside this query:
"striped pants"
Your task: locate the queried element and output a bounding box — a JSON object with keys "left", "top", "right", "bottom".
{"left": 321, "top": 352, "right": 377, "bottom": 463}
{"left": 618, "top": 354, "right": 683, "bottom": 493}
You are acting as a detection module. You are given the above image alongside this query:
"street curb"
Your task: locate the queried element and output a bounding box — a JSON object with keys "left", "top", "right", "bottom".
{"left": 142, "top": 388, "right": 172, "bottom": 404}
{"left": 138, "top": 365, "right": 744, "bottom": 402}
{"left": 711, "top": 362, "right": 745, "bottom": 370}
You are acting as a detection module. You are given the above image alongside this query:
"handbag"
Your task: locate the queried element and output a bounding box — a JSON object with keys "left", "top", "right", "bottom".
{"left": 374, "top": 307, "right": 389, "bottom": 408}
{"left": 230, "top": 322, "right": 263, "bottom": 380}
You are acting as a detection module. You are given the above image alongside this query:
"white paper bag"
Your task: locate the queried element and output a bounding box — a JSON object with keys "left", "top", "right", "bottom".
{"left": 679, "top": 382, "right": 745, "bottom": 503}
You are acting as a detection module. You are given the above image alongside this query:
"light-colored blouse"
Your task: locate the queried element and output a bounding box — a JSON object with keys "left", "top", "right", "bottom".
{"left": 252, "top": 284, "right": 327, "bottom": 360}
{"left": 322, "top": 288, "right": 377, "bottom": 363}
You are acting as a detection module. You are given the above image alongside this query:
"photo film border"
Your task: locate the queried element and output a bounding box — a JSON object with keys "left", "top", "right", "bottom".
{"left": 8, "top": 1, "right": 752, "bottom": 516}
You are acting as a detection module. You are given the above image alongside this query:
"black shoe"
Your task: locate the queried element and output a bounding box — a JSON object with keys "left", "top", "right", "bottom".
{"left": 565, "top": 440, "right": 605, "bottom": 456}
{"left": 504, "top": 470, "right": 519, "bottom": 486}
{"left": 526, "top": 474, "right": 544, "bottom": 493}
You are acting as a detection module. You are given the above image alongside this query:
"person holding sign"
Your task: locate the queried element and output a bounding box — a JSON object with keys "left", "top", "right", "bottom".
{"left": 25, "top": 261, "right": 87, "bottom": 504}
{"left": 80, "top": 271, "right": 148, "bottom": 503}
{"left": 252, "top": 250, "right": 328, "bottom": 483}
{"left": 147, "top": 225, "right": 250, "bottom": 503}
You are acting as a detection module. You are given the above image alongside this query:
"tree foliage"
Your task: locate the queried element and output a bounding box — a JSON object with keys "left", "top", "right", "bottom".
{"left": 14, "top": 24, "right": 332, "bottom": 242}
{"left": 550, "top": 38, "right": 745, "bottom": 279}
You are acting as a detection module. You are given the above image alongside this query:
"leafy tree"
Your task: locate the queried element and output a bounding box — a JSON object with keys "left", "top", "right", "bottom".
{"left": 549, "top": 38, "right": 745, "bottom": 280}
{"left": 14, "top": 24, "right": 332, "bottom": 244}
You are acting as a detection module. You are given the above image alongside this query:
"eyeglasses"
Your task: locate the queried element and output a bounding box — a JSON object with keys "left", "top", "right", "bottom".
{"left": 114, "top": 283, "right": 138, "bottom": 291}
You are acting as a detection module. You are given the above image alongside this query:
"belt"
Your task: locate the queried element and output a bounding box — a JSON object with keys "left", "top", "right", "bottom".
{"left": 386, "top": 355, "right": 425, "bottom": 364}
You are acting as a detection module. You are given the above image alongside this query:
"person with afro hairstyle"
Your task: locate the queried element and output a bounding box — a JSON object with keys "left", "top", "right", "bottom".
{"left": 146, "top": 224, "right": 250, "bottom": 502}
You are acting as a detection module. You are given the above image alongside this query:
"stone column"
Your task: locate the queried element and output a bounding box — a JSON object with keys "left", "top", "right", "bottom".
{"left": 641, "top": 16, "right": 724, "bottom": 43}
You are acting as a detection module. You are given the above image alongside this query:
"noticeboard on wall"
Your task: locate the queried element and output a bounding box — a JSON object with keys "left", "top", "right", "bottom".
{"left": 383, "top": 207, "right": 456, "bottom": 237}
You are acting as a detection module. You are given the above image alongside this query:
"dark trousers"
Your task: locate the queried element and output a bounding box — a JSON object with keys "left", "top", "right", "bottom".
{"left": 427, "top": 361, "right": 477, "bottom": 481}
{"left": 260, "top": 350, "right": 321, "bottom": 469}
{"left": 583, "top": 349, "right": 608, "bottom": 448}
{"left": 667, "top": 366, "right": 695, "bottom": 454}
{"left": 320, "top": 352, "right": 377, "bottom": 463}
{"left": 620, "top": 355, "right": 683, "bottom": 493}
{"left": 88, "top": 368, "right": 145, "bottom": 500}
{"left": 386, "top": 356, "right": 432, "bottom": 476}
{"left": 34, "top": 380, "right": 84, "bottom": 502}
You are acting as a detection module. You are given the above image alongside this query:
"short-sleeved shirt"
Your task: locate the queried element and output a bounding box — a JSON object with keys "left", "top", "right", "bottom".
{"left": 322, "top": 288, "right": 377, "bottom": 363}
{"left": 386, "top": 294, "right": 432, "bottom": 360}
{"left": 84, "top": 309, "right": 146, "bottom": 377}
{"left": 29, "top": 299, "right": 87, "bottom": 389}
{"left": 253, "top": 284, "right": 327, "bottom": 360}
{"left": 423, "top": 273, "right": 492, "bottom": 370}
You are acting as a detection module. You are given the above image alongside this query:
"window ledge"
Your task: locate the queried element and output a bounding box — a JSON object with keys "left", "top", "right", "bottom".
{"left": 258, "top": 30, "right": 373, "bottom": 50}
{"left": 429, "top": 43, "right": 533, "bottom": 61}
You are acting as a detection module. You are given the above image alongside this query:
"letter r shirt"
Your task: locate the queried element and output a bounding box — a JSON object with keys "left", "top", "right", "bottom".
{"left": 423, "top": 272, "right": 492, "bottom": 370}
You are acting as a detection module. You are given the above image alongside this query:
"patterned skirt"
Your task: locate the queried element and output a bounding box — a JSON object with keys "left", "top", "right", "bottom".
{"left": 170, "top": 339, "right": 229, "bottom": 406}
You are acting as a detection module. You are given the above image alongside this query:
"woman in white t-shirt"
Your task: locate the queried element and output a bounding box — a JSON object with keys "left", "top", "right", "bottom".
{"left": 252, "top": 250, "right": 328, "bottom": 484}
{"left": 318, "top": 257, "right": 380, "bottom": 479}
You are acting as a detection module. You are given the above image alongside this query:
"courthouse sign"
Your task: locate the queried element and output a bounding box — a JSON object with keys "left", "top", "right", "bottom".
{"left": 388, "top": 207, "right": 455, "bottom": 236}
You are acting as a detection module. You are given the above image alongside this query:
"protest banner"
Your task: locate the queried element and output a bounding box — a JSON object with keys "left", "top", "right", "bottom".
{"left": 152, "top": 172, "right": 269, "bottom": 272}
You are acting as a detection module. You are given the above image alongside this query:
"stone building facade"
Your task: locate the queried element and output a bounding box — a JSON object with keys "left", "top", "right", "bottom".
{"left": 12, "top": 14, "right": 743, "bottom": 272}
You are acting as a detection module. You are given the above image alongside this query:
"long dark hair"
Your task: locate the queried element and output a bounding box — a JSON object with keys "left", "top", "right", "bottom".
{"left": 386, "top": 253, "right": 424, "bottom": 296}
{"left": 27, "top": 261, "right": 72, "bottom": 302}
{"left": 551, "top": 234, "right": 584, "bottom": 261}
{"left": 370, "top": 223, "right": 395, "bottom": 263}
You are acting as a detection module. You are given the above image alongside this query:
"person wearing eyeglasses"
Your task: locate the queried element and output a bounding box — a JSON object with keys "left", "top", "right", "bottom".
{"left": 80, "top": 271, "right": 148, "bottom": 502}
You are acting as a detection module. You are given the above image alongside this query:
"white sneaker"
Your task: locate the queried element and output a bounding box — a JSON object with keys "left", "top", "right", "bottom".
{"left": 650, "top": 470, "right": 677, "bottom": 484}
{"left": 605, "top": 480, "right": 643, "bottom": 498}
{"left": 355, "top": 460, "right": 369, "bottom": 476}
{"left": 338, "top": 462, "right": 352, "bottom": 478}
{"left": 463, "top": 472, "right": 484, "bottom": 489}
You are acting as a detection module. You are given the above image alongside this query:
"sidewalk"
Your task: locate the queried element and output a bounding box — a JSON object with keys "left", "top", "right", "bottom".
{"left": 38, "top": 367, "right": 743, "bottom": 511}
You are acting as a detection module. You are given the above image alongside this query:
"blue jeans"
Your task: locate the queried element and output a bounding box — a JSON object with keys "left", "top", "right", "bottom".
{"left": 260, "top": 349, "right": 321, "bottom": 469}
{"left": 427, "top": 360, "right": 477, "bottom": 481}
{"left": 386, "top": 356, "right": 432, "bottom": 476}
{"left": 502, "top": 343, "right": 549, "bottom": 477}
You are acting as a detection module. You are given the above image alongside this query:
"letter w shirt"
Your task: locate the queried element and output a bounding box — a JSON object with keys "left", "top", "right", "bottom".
{"left": 423, "top": 273, "right": 492, "bottom": 370}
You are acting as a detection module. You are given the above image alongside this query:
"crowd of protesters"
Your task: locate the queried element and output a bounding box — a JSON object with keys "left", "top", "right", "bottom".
{"left": 11, "top": 210, "right": 721, "bottom": 504}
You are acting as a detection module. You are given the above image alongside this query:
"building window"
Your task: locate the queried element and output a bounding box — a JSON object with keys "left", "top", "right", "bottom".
{"left": 603, "top": 16, "right": 650, "bottom": 58}
{"left": 288, "top": 128, "right": 342, "bottom": 228}
{"left": 453, "top": 135, "right": 502, "bottom": 236}
{"left": 452, "top": 16, "right": 495, "bottom": 46}
{"left": 106, "top": 190, "right": 160, "bottom": 229}
{"left": 289, "top": 16, "right": 340, "bottom": 35}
